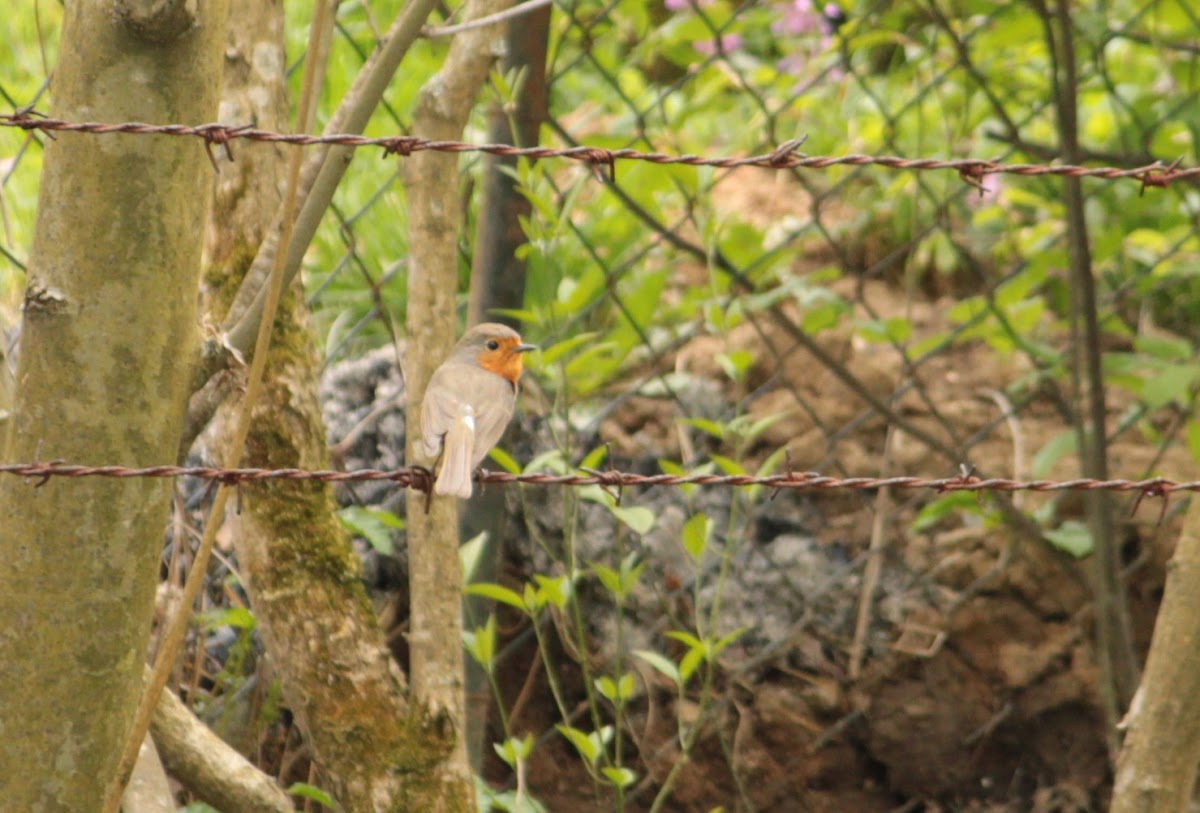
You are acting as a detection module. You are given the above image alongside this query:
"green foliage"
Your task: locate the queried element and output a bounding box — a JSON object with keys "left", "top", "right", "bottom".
{"left": 337, "top": 506, "right": 404, "bottom": 555}
{"left": 1042, "top": 520, "right": 1095, "bottom": 559}
{"left": 288, "top": 781, "right": 338, "bottom": 809}
{"left": 557, "top": 723, "right": 614, "bottom": 768}
{"left": 464, "top": 614, "right": 497, "bottom": 674}
{"left": 477, "top": 777, "right": 548, "bottom": 813}
{"left": 590, "top": 554, "right": 645, "bottom": 602}
{"left": 5, "top": 0, "right": 1200, "bottom": 808}
{"left": 197, "top": 606, "right": 257, "bottom": 632}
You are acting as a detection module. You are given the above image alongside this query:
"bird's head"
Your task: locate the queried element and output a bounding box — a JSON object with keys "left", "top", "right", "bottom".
{"left": 457, "top": 323, "right": 536, "bottom": 385}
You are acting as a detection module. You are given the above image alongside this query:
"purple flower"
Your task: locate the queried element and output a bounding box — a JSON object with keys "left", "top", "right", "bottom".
{"left": 822, "top": 3, "right": 846, "bottom": 32}
{"left": 773, "top": 0, "right": 820, "bottom": 36}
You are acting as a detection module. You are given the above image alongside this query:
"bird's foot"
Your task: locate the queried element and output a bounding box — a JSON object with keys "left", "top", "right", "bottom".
{"left": 409, "top": 465, "right": 435, "bottom": 514}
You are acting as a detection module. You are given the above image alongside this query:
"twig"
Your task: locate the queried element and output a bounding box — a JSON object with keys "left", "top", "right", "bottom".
{"left": 849, "top": 426, "right": 898, "bottom": 679}
{"left": 423, "top": 0, "right": 552, "bottom": 37}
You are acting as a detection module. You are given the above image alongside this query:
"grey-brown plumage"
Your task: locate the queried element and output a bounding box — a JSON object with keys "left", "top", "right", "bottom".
{"left": 419, "top": 323, "right": 534, "bottom": 498}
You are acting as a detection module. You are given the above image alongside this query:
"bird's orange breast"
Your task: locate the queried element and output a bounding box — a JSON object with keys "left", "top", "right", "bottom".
{"left": 477, "top": 342, "right": 526, "bottom": 385}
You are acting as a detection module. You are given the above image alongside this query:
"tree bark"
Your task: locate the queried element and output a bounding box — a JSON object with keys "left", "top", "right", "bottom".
{"left": 201, "top": 3, "right": 453, "bottom": 810}
{"left": 462, "top": 4, "right": 551, "bottom": 771}
{"left": 466, "top": 3, "right": 550, "bottom": 326}
{"left": 405, "top": 0, "right": 515, "bottom": 806}
{"left": 0, "top": 1, "right": 229, "bottom": 809}
{"left": 1109, "top": 498, "right": 1200, "bottom": 813}
{"left": 152, "top": 676, "right": 295, "bottom": 813}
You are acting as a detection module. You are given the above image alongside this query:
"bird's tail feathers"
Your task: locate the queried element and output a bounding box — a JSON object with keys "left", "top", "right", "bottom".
{"left": 434, "top": 413, "right": 476, "bottom": 498}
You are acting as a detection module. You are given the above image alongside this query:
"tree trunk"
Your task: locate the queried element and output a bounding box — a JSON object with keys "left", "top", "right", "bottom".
{"left": 0, "top": 1, "right": 229, "bottom": 808}
{"left": 466, "top": 3, "right": 551, "bottom": 326}
{"left": 1109, "top": 497, "right": 1200, "bottom": 813}
{"left": 201, "top": 3, "right": 453, "bottom": 810}
{"left": 405, "top": 0, "right": 515, "bottom": 807}
{"left": 462, "top": 4, "right": 551, "bottom": 771}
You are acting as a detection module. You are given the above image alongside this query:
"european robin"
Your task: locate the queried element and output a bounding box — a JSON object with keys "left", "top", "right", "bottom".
{"left": 419, "top": 323, "right": 535, "bottom": 498}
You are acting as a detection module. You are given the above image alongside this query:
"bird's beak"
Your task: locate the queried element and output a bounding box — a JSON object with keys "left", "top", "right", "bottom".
{"left": 515, "top": 343, "right": 537, "bottom": 353}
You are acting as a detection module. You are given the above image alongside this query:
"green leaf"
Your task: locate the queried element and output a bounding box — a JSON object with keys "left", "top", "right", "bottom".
{"left": 617, "top": 671, "right": 637, "bottom": 701}
{"left": 1188, "top": 420, "right": 1200, "bottom": 465}
{"left": 602, "top": 766, "right": 638, "bottom": 789}
{"left": 756, "top": 446, "right": 789, "bottom": 479}
{"left": 665, "top": 630, "right": 704, "bottom": 649}
{"left": 910, "top": 491, "right": 983, "bottom": 533}
{"left": 465, "top": 582, "right": 527, "bottom": 612}
{"left": 679, "top": 646, "right": 706, "bottom": 683}
{"left": 460, "top": 531, "right": 489, "bottom": 582}
{"left": 288, "top": 782, "right": 337, "bottom": 808}
{"left": 464, "top": 615, "right": 497, "bottom": 672}
{"left": 557, "top": 266, "right": 606, "bottom": 313}
{"left": 682, "top": 513, "right": 712, "bottom": 562}
{"left": 1134, "top": 333, "right": 1194, "bottom": 362}
{"left": 1142, "top": 363, "right": 1200, "bottom": 409}
{"left": 536, "top": 331, "right": 601, "bottom": 367}
{"left": 710, "top": 454, "right": 746, "bottom": 476}
{"left": 634, "top": 649, "right": 682, "bottom": 686}
{"left": 1032, "top": 431, "right": 1077, "bottom": 478}
{"left": 1043, "top": 521, "right": 1094, "bottom": 558}
{"left": 564, "top": 342, "right": 625, "bottom": 392}
{"left": 337, "top": 505, "right": 402, "bottom": 555}
{"left": 857, "top": 316, "right": 912, "bottom": 344}
{"left": 610, "top": 505, "right": 655, "bottom": 535}
{"left": 801, "top": 300, "right": 847, "bottom": 333}
{"left": 524, "top": 448, "right": 570, "bottom": 475}
{"left": 580, "top": 445, "right": 609, "bottom": 470}
{"left": 557, "top": 725, "right": 611, "bottom": 766}
{"left": 712, "top": 627, "right": 748, "bottom": 655}
{"left": 716, "top": 349, "right": 755, "bottom": 382}
{"left": 595, "top": 675, "right": 617, "bottom": 701}
{"left": 682, "top": 417, "right": 726, "bottom": 439}
{"left": 493, "top": 733, "right": 534, "bottom": 769}
{"left": 590, "top": 555, "right": 644, "bottom": 600}
{"left": 592, "top": 563, "right": 621, "bottom": 596}
{"left": 742, "top": 411, "right": 789, "bottom": 444}
{"left": 476, "top": 774, "right": 547, "bottom": 812}
{"left": 532, "top": 573, "right": 573, "bottom": 608}
{"left": 594, "top": 672, "right": 637, "bottom": 703}
{"left": 197, "top": 606, "right": 256, "bottom": 632}
{"left": 487, "top": 446, "right": 522, "bottom": 474}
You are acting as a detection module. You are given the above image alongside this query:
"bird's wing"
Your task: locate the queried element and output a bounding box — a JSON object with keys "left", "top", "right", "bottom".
{"left": 419, "top": 367, "right": 462, "bottom": 461}
{"left": 470, "top": 378, "right": 517, "bottom": 468}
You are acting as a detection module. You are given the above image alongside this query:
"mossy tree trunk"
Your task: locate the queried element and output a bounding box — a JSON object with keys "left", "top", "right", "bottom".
{"left": 0, "top": 1, "right": 229, "bottom": 808}
{"left": 201, "top": 3, "right": 457, "bottom": 810}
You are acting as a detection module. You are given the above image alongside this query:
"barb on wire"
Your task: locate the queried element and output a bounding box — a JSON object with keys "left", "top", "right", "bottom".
{"left": 0, "top": 461, "right": 1194, "bottom": 503}
{"left": 3, "top": 109, "right": 1198, "bottom": 187}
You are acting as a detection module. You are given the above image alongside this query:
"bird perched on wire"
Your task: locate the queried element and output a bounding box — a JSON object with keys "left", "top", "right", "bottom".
{"left": 419, "top": 322, "right": 535, "bottom": 498}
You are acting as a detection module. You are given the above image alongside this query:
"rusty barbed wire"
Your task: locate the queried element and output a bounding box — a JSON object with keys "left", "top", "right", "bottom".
{"left": 2, "top": 109, "right": 1196, "bottom": 188}
{"left": 0, "top": 461, "right": 1194, "bottom": 501}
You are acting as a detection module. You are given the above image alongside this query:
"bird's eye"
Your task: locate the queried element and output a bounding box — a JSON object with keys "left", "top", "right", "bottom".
{"left": 486, "top": 339, "right": 500, "bottom": 351}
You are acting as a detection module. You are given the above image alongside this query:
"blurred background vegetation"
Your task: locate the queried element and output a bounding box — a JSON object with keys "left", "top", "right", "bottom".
{"left": 4, "top": 1, "right": 1200, "bottom": 810}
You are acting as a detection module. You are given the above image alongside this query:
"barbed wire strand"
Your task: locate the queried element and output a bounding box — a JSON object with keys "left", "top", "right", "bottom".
{"left": 2, "top": 110, "right": 1195, "bottom": 188}
{"left": 0, "top": 461, "right": 1191, "bottom": 503}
